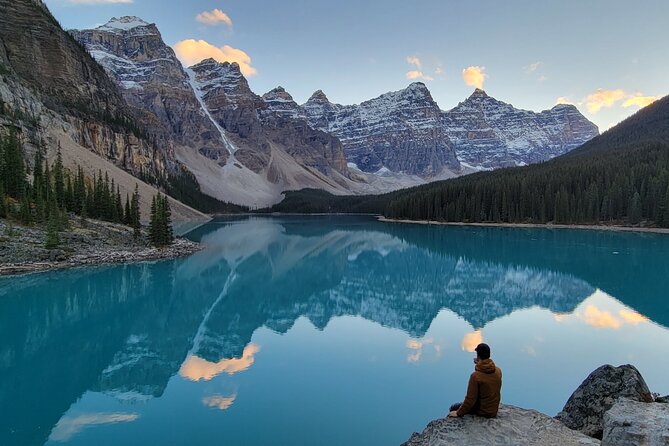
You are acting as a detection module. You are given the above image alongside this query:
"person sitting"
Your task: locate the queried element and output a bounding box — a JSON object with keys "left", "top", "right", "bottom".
{"left": 448, "top": 343, "right": 502, "bottom": 418}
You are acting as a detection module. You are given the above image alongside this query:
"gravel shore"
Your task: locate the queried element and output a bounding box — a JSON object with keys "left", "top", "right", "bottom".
{"left": 0, "top": 218, "right": 202, "bottom": 277}
{"left": 378, "top": 216, "right": 669, "bottom": 234}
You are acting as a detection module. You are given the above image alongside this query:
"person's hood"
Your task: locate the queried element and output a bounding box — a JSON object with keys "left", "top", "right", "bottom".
{"left": 475, "top": 358, "right": 497, "bottom": 374}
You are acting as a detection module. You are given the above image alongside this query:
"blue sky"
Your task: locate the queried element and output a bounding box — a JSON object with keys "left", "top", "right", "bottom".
{"left": 45, "top": 0, "right": 668, "bottom": 131}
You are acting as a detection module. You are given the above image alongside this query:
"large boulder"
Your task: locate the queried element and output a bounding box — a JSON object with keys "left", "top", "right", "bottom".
{"left": 655, "top": 395, "right": 669, "bottom": 403}
{"left": 402, "top": 405, "right": 600, "bottom": 446}
{"left": 602, "top": 398, "right": 669, "bottom": 445}
{"left": 555, "top": 364, "right": 653, "bottom": 439}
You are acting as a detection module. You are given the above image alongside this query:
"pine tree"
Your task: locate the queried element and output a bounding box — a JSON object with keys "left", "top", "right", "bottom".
{"left": 65, "top": 175, "right": 74, "bottom": 212}
{"left": 124, "top": 194, "right": 131, "bottom": 225}
{"left": 45, "top": 209, "right": 60, "bottom": 250}
{"left": 664, "top": 185, "right": 669, "bottom": 228}
{"left": 629, "top": 191, "right": 642, "bottom": 225}
{"left": 32, "top": 148, "right": 44, "bottom": 199}
{"left": 148, "top": 194, "right": 174, "bottom": 247}
{"left": 74, "top": 166, "right": 86, "bottom": 213}
{"left": 149, "top": 195, "right": 158, "bottom": 245}
{"left": 19, "top": 195, "right": 32, "bottom": 225}
{"left": 0, "top": 183, "right": 6, "bottom": 218}
{"left": 54, "top": 145, "right": 65, "bottom": 208}
{"left": 43, "top": 161, "right": 52, "bottom": 203}
{"left": 115, "top": 186, "right": 123, "bottom": 224}
{"left": 2, "top": 129, "right": 26, "bottom": 198}
{"left": 162, "top": 195, "right": 173, "bottom": 244}
{"left": 130, "top": 184, "right": 141, "bottom": 238}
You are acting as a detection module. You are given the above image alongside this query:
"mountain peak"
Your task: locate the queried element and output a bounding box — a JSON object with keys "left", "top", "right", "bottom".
{"left": 99, "top": 16, "right": 153, "bottom": 32}
{"left": 190, "top": 58, "right": 241, "bottom": 75}
{"left": 262, "top": 86, "right": 296, "bottom": 103}
{"left": 469, "top": 88, "right": 489, "bottom": 98}
{"left": 307, "top": 90, "right": 330, "bottom": 103}
{"left": 399, "top": 82, "right": 434, "bottom": 102}
{"left": 551, "top": 103, "right": 578, "bottom": 112}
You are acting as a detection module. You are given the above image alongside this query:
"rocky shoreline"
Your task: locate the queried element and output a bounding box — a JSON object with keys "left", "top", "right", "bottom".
{"left": 403, "top": 364, "right": 669, "bottom": 446}
{"left": 0, "top": 218, "right": 201, "bottom": 277}
{"left": 378, "top": 216, "right": 669, "bottom": 235}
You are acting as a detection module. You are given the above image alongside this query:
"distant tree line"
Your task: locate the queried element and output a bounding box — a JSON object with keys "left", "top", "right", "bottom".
{"left": 383, "top": 141, "right": 669, "bottom": 227}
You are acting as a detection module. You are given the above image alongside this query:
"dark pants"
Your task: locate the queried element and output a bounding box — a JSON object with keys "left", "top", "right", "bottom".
{"left": 449, "top": 402, "right": 462, "bottom": 412}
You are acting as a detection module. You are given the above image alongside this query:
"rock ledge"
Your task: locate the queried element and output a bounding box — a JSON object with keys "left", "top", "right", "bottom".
{"left": 402, "top": 404, "right": 600, "bottom": 446}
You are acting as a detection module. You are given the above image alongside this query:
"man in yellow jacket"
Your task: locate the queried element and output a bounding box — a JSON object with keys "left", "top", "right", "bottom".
{"left": 448, "top": 343, "right": 502, "bottom": 418}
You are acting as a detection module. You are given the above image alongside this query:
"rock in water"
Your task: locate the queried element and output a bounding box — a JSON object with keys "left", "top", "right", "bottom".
{"left": 602, "top": 398, "right": 669, "bottom": 446}
{"left": 655, "top": 395, "right": 669, "bottom": 403}
{"left": 402, "top": 405, "right": 600, "bottom": 446}
{"left": 555, "top": 364, "right": 653, "bottom": 439}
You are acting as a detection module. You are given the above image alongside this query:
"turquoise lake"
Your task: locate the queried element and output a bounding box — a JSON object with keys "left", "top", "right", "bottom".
{"left": 1, "top": 216, "right": 668, "bottom": 446}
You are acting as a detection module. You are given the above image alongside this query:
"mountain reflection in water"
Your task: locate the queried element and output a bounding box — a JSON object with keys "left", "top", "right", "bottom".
{"left": 1, "top": 216, "right": 667, "bottom": 446}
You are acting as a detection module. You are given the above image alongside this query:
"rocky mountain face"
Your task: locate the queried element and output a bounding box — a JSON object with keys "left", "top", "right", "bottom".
{"left": 73, "top": 20, "right": 353, "bottom": 206}
{"left": 188, "top": 59, "right": 349, "bottom": 177}
{"left": 299, "top": 84, "right": 597, "bottom": 175}
{"left": 0, "top": 1, "right": 177, "bottom": 182}
{"left": 302, "top": 83, "right": 462, "bottom": 176}
{"left": 71, "top": 17, "right": 230, "bottom": 165}
{"left": 443, "top": 88, "right": 599, "bottom": 169}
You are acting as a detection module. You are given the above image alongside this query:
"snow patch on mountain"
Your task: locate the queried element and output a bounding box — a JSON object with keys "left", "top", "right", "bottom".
{"left": 185, "top": 67, "right": 237, "bottom": 156}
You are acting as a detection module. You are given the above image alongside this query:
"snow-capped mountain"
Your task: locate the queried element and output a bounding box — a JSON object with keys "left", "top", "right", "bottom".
{"left": 73, "top": 18, "right": 355, "bottom": 207}
{"left": 71, "top": 16, "right": 599, "bottom": 206}
{"left": 71, "top": 17, "right": 231, "bottom": 165}
{"left": 300, "top": 86, "right": 598, "bottom": 173}
{"left": 300, "top": 82, "right": 462, "bottom": 176}
{"left": 443, "top": 89, "right": 599, "bottom": 169}
{"left": 188, "top": 59, "right": 350, "bottom": 180}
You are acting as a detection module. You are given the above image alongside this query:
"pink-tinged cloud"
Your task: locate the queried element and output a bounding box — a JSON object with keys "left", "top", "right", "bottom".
{"left": 179, "top": 343, "right": 260, "bottom": 381}
{"left": 202, "top": 394, "right": 237, "bottom": 411}
{"left": 462, "top": 66, "right": 487, "bottom": 89}
{"left": 173, "top": 39, "right": 257, "bottom": 76}
{"left": 461, "top": 330, "right": 483, "bottom": 352}
{"left": 585, "top": 88, "right": 626, "bottom": 114}
{"left": 405, "top": 56, "right": 433, "bottom": 81}
{"left": 196, "top": 9, "right": 233, "bottom": 27}
{"left": 406, "top": 70, "right": 433, "bottom": 81}
{"left": 582, "top": 305, "right": 621, "bottom": 329}
{"left": 622, "top": 95, "right": 659, "bottom": 109}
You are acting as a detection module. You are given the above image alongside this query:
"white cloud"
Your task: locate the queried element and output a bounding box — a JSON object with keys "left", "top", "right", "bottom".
{"left": 172, "top": 39, "right": 257, "bottom": 76}
{"left": 462, "top": 66, "right": 487, "bottom": 89}
{"left": 196, "top": 9, "right": 233, "bottom": 27}
{"left": 406, "top": 56, "right": 422, "bottom": 69}
{"left": 49, "top": 413, "right": 139, "bottom": 442}
{"left": 524, "top": 61, "right": 541, "bottom": 73}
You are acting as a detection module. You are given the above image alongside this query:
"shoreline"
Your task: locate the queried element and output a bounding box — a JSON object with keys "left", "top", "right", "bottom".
{"left": 0, "top": 237, "right": 202, "bottom": 277}
{"left": 378, "top": 216, "right": 669, "bottom": 234}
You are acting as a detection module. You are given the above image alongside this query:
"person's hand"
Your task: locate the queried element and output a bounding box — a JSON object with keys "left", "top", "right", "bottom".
{"left": 448, "top": 411, "right": 458, "bottom": 418}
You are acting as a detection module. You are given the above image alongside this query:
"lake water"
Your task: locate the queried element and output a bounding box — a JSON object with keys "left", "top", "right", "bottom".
{"left": 2, "top": 216, "right": 668, "bottom": 446}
